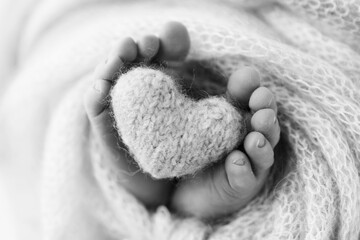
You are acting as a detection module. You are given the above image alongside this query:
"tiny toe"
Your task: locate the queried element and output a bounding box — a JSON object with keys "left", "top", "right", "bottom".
{"left": 94, "top": 55, "right": 124, "bottom": 81}
{"left": 157, "top": 21, "right": 191, "bottom": 61}
{"left": 138, "top": 35, "right": 160, "bottom": 60}
{"left": 84, "top": 79, "right": 112, "bottom": 118}
{"left": 251, "top": 109, "right": 280, "bottom": 147}
{"left": 224, "top": 150, "right": 256, "bottom": 194}
{"left": 227, "top": 67, "right": 261, "bottom": 107}
{"left": 110, "top": 37, "right": 138, "bottom": 62}
{"left": 244, "top": 132, "right": 274, "bottom": 180}
{"left": 249, "top": 87, "right": 277, "bottom": 113}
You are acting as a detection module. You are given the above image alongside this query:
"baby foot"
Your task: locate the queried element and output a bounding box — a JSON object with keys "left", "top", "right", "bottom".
{"left": 171, "top": 67, "right": 280, "bottom": 219}
{"left": 83, "top": 22, "right": 191, "bottom": 208}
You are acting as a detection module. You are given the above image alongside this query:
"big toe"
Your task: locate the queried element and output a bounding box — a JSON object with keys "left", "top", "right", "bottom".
{"left": 243, "top": 131, "right": 274, "bottom": 181}
{"left": 157, "top": 21, "right": 191, "bottom": 61}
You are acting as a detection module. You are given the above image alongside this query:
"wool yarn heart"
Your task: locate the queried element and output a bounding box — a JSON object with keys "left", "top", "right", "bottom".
{"left": 111, "top": 67, "right": 247, "bottom": 179}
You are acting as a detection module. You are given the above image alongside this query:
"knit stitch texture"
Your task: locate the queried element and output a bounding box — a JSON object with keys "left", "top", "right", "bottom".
{"left": 111, "top": 67, "right": 246, "bottom": 178}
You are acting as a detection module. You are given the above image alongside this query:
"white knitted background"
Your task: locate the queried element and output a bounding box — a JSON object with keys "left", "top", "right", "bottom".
{"left": 0, "top": 0, "right": 359, "bottom": 239}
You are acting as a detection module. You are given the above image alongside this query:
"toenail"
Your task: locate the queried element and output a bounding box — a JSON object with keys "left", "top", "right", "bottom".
{"left": 256, "top": 137, "right": 266, "bottom": 148}
{"left": 93, "top": 80, "right": 101, "bottom": 92}
{"left": 273, "top": 116, "right": 277, "bottom": 124}
{"left": 93, "top": 80, "right": 108, "bottom": 94}
{"left": 232, "top": 156, "right": 246, "bottom": 166}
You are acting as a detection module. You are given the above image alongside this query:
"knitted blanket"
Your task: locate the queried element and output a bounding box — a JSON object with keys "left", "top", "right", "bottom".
{"left": 1, "top": 0, "right": 360, "bottom": 239}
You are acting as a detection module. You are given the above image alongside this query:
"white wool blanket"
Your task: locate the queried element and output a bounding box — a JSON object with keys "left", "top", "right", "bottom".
{"left": 1, "top": 0, "right": 360, "bottom": 239}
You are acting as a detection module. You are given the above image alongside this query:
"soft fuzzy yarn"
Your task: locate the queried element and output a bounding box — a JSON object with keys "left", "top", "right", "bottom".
{"left": 111, "top": 67, "right": 246, "bottom": 178}
{"left": 1, "top": 0, "right": 360, "bottom": 240}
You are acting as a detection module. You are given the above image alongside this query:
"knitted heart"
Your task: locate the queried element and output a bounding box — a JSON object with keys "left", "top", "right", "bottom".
{"left": 111, "top": 67, "right": 247, "bottom": 179}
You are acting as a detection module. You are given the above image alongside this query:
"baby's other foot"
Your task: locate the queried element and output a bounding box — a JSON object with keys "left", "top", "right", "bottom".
{"left": 171, "top": 67, "right": 280, "bottom": 219}
{"left": 83, "top": 21, "right": 191, "bottom": 208}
